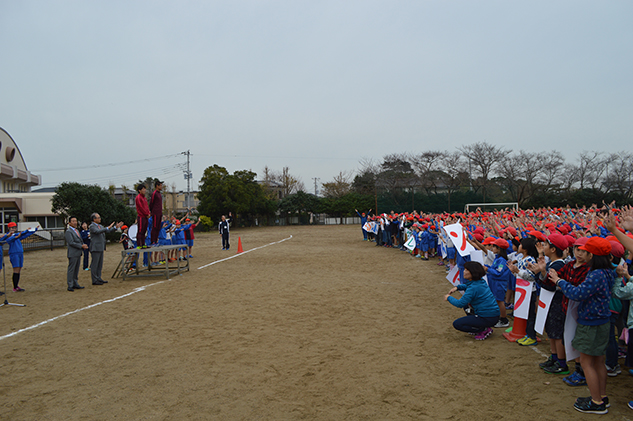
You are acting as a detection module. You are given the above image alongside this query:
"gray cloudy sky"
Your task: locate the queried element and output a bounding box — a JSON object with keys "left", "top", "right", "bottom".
{"left": 1, "top": 1, "right": 631, "bottom": 193}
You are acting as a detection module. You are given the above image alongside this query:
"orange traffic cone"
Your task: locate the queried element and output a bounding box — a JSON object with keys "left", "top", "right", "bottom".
{"left": 502, "top": 317, "right": 541, "bottom": 343}
{"left": 502, "top": 317, "right": 527, "bottom": 342}
{"left": 237, "top": 237, "right": 243, "bottom": 253}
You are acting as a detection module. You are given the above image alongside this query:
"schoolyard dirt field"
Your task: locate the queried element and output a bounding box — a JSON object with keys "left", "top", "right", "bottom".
{"left": 0, "top": 225, "right": 631, "bottom": 420}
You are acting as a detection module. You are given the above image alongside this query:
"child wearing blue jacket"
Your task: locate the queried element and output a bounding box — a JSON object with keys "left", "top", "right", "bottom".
{"left": 551, "top": 237, "right": 615, "bottom": 415}
{"left": 4, "top": 222, "right": 38, "bottom": 292}
{"left": 485, "top": 238, "right": 513, "bottom": 328}
{"left": 445, "top": 261, "right": 500, "bottom": 341}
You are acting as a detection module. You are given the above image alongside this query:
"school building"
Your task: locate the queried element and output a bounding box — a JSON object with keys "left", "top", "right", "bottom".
{"left": 0, "top": 127, "right": 45, "bottom": 233}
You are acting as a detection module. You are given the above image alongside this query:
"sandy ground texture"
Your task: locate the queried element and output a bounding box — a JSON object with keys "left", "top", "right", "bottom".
{"left": 0, "top": 225, "right": 631, "bottom": 420}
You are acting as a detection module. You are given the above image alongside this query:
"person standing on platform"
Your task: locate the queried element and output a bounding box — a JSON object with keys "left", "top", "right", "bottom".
{"left": 80, "top": 222, "right": 91, "bottom": 271}
{"left": 65, "top": 217, "right": 87, "bottom": 291}
{"left": 135, "top": 183, "right": 150, "bottom": 248}
{"left": 149, "top": 179, "right": 163, "bottom": 246}
{"left": 4, "top": 221, "right": 39, "bottom": 292}
{"left": 89, "top": 213, "right": 123, "bottom": 286}
{"left": 219, "top": 212, "right": 232, "bottom": 250}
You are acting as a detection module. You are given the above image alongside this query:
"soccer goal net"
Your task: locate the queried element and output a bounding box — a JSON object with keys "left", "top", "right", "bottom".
{"left": 464, "top": 202, "right": 519, "bottom": 213}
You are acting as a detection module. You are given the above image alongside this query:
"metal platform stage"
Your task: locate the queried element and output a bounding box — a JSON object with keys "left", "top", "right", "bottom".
{"left": 112, "top": 244, "right": 190, "bottom": 280}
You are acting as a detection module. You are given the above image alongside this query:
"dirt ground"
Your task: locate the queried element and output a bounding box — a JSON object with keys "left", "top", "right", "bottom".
{"left": 0, "top": 225, "right": 631, "bottom": 420}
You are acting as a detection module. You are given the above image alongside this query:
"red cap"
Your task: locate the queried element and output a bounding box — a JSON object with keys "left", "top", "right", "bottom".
{"left": 482, "top": 237, "right": 496, "bottom": 245}
{"left": 504, "top": 227, "right": 517, "bottom": 236}
{"left": 528, "top": 230, "right": 547, "bottom": 242}
{"left": 492, "top": 238, "right": 509, "bottom": 249}
{"left": 579, "top": 237, "right": 612, "bottom": 256}
{"left": 473, "top": 233, "right": 484, "bottom": 242}
{"left": 121, "top": 225, "right": 128, "bottom": 230}
{"left": 8, "top": 222, "right": 17, "bottom": 228}
{"left": 574, "top": 237, "right": 589, "bottom": 247}
{"left": 547, "top": 233, "right": 568, "bottom": 250}
{"left": 609, "top": 240, "right": 625, "bottom": 258}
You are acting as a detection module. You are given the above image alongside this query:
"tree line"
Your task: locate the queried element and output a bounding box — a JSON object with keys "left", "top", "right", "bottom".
{"left": 51, "top": 143, "right": 633, "bottom": 229}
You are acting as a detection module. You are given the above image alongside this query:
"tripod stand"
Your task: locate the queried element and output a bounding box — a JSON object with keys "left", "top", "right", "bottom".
{"left": 0, "top": 253, "right": 25, "bottom": 308}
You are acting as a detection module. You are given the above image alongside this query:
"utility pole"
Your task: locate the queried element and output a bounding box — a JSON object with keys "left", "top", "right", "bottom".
{"left": 182, "top": 150, "right": 192, "bottom": 209}
{"left": 312, "top": 177, "right": 320, "bottom": 196}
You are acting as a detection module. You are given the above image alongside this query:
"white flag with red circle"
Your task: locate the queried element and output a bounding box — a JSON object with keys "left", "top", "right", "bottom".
{"left": 513, "top": 278, "right": 532, "bottom": 320}
{"left": 442, "top": 223, "right": 475, "bottom": 257}
{"left": 535, "top": 288, "right": 555, "bottom": 335}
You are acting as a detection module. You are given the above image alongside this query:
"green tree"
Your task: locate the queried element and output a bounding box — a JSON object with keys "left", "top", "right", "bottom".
{"left": 278, "top": 191, "right": 321, "bottom": 215}
{"left": 52, "top": 182, "right": 136, "bottom": 226}
{"left": 197, "top": 165, "right": 276, "bottom": 224}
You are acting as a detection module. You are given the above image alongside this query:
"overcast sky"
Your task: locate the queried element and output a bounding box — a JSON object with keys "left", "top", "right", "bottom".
{"left": 1, "top": 1, "right": 631, "bottom": 194}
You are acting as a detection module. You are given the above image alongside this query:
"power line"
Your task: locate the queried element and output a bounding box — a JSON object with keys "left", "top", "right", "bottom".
{"left": 33, "top": 153, "right": 183, "bottom": 172}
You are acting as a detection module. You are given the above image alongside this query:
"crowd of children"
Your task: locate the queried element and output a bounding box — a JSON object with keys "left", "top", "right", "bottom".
{"left": 359, "top": 204, "right": 633, "bottom": 415}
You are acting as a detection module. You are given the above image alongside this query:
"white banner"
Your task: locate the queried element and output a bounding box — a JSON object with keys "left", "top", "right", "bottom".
{"left": 513, "top": 278, "right": 532, "bottom": 320}
{"left": 469, "top": 250, "right": 485, "bottom": 265}
{"left": 404, "top": 233, "right": 416, "bottom": 251}
{"left": 443, "top": 222, "right": 475, "bottom": 257}
{"left": 535, "top": 288, "right": 555, "bottom": 335}
{"left": 446, "top": 265, "right": 460, "bottom": 286}
{"left": 564, "top": 300, "right": 581, "bottom": 362}
{"left": 363, "top": 222, "right": 371, "bottom": 232}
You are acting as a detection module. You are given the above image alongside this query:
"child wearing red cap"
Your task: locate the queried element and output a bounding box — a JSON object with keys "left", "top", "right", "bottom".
{"left": 529, "top": 233, "right": 569, "bottom": 375}
{"left": 551, "top": 236, "right": 615, "bottom": 414}
{"left": 4, "top": 222, "right": 39, "bottom": 292}
{"left": 485, "top": 238, "right": 514, "bottom": 328}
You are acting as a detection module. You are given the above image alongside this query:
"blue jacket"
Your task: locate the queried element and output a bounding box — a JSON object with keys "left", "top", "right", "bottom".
{"left": 486, "top": 255, "right": 513, "bottom": 285}
{"left": 5, "top": 229, "right": 37, "bottom": 255}
{"left": 559, "top": 268, "right": 614, "bottom": 326}
{"left": 448, "top": 278, "right": 500, "bottom": 318}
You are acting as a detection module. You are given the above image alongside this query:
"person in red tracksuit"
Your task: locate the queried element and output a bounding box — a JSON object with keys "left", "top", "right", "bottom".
{"left": 149, "top": 179, "right": 163, "bottom": 245}
{"left": 135, "top": 184, "right": 150, "bottom": 248}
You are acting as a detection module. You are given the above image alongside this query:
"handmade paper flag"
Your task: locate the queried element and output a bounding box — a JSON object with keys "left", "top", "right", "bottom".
{"left": 404, "top": 234, "right": 416, "bottom": 251}
{"left": 513, "top": 278, "right": 532, "bottom": 320}
{"left": 363, "top": 222, "right": 371, "bottom": 232}
{"left": 535, "top": 288, "right": 555, "bottom": 335}
{"left": 469, "top": 250, "right": 485, "bottom": 265}
{"left": 446, "top": 265, "right": 460, "bottom": 286}
{"left": 564, "top": 300, "right": 580, "bottom": 361}
{"left": 369, "top": 222, "right": 379, "bottom": 234}
{"left": 442, "top": 223, "right": 475, "bottom": 257}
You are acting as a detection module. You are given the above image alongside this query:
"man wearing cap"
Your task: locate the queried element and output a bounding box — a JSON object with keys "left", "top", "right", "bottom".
{"left": 65, "top": 217, "right": 87, "bottom": 291}
{"left": 89, "top": 213, "right": 123, "bottom": 285}
{"left": 149, "top": 179, "right": 163, "bottom": 245}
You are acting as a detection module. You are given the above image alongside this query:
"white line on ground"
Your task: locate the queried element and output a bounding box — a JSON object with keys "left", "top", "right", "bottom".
{"left": 0, "top": 281, "right": 166, "bottom": 342}
{"left": 197, "top": 235, "right": 293, "bottom": 270}
{"left": 0, "top": 235, "right": 293, "bottom": 342}
{"left": 530, "top": 345, "right": 549, "bottom": 358}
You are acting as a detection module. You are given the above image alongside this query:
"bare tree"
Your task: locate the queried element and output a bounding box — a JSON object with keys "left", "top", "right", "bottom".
{"left": 321, "top": 171, "right": 352, "bottom": 198}
{"left": 410, "top": 150, "right": 447, "bottom": 195}
{"left": 458, "top": 141, "right": 511, "bottom": 202}
{"left": 603, "top": 153, "right": 633, "bottom": 198}
{"left": 439, "top": 152, "right": 469, "bottom": 212}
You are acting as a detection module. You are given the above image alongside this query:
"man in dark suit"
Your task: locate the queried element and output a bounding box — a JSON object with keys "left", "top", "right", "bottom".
{"left": 89, "top": 213, "right": 123, "bottom": 285}
{"left": 65, "top": 216, "right": 87, "bottom": 291}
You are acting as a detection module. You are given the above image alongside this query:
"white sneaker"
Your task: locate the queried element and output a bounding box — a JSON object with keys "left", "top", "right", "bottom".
{"left": 494, "top": 320, "right": 510, "bottom": 328}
